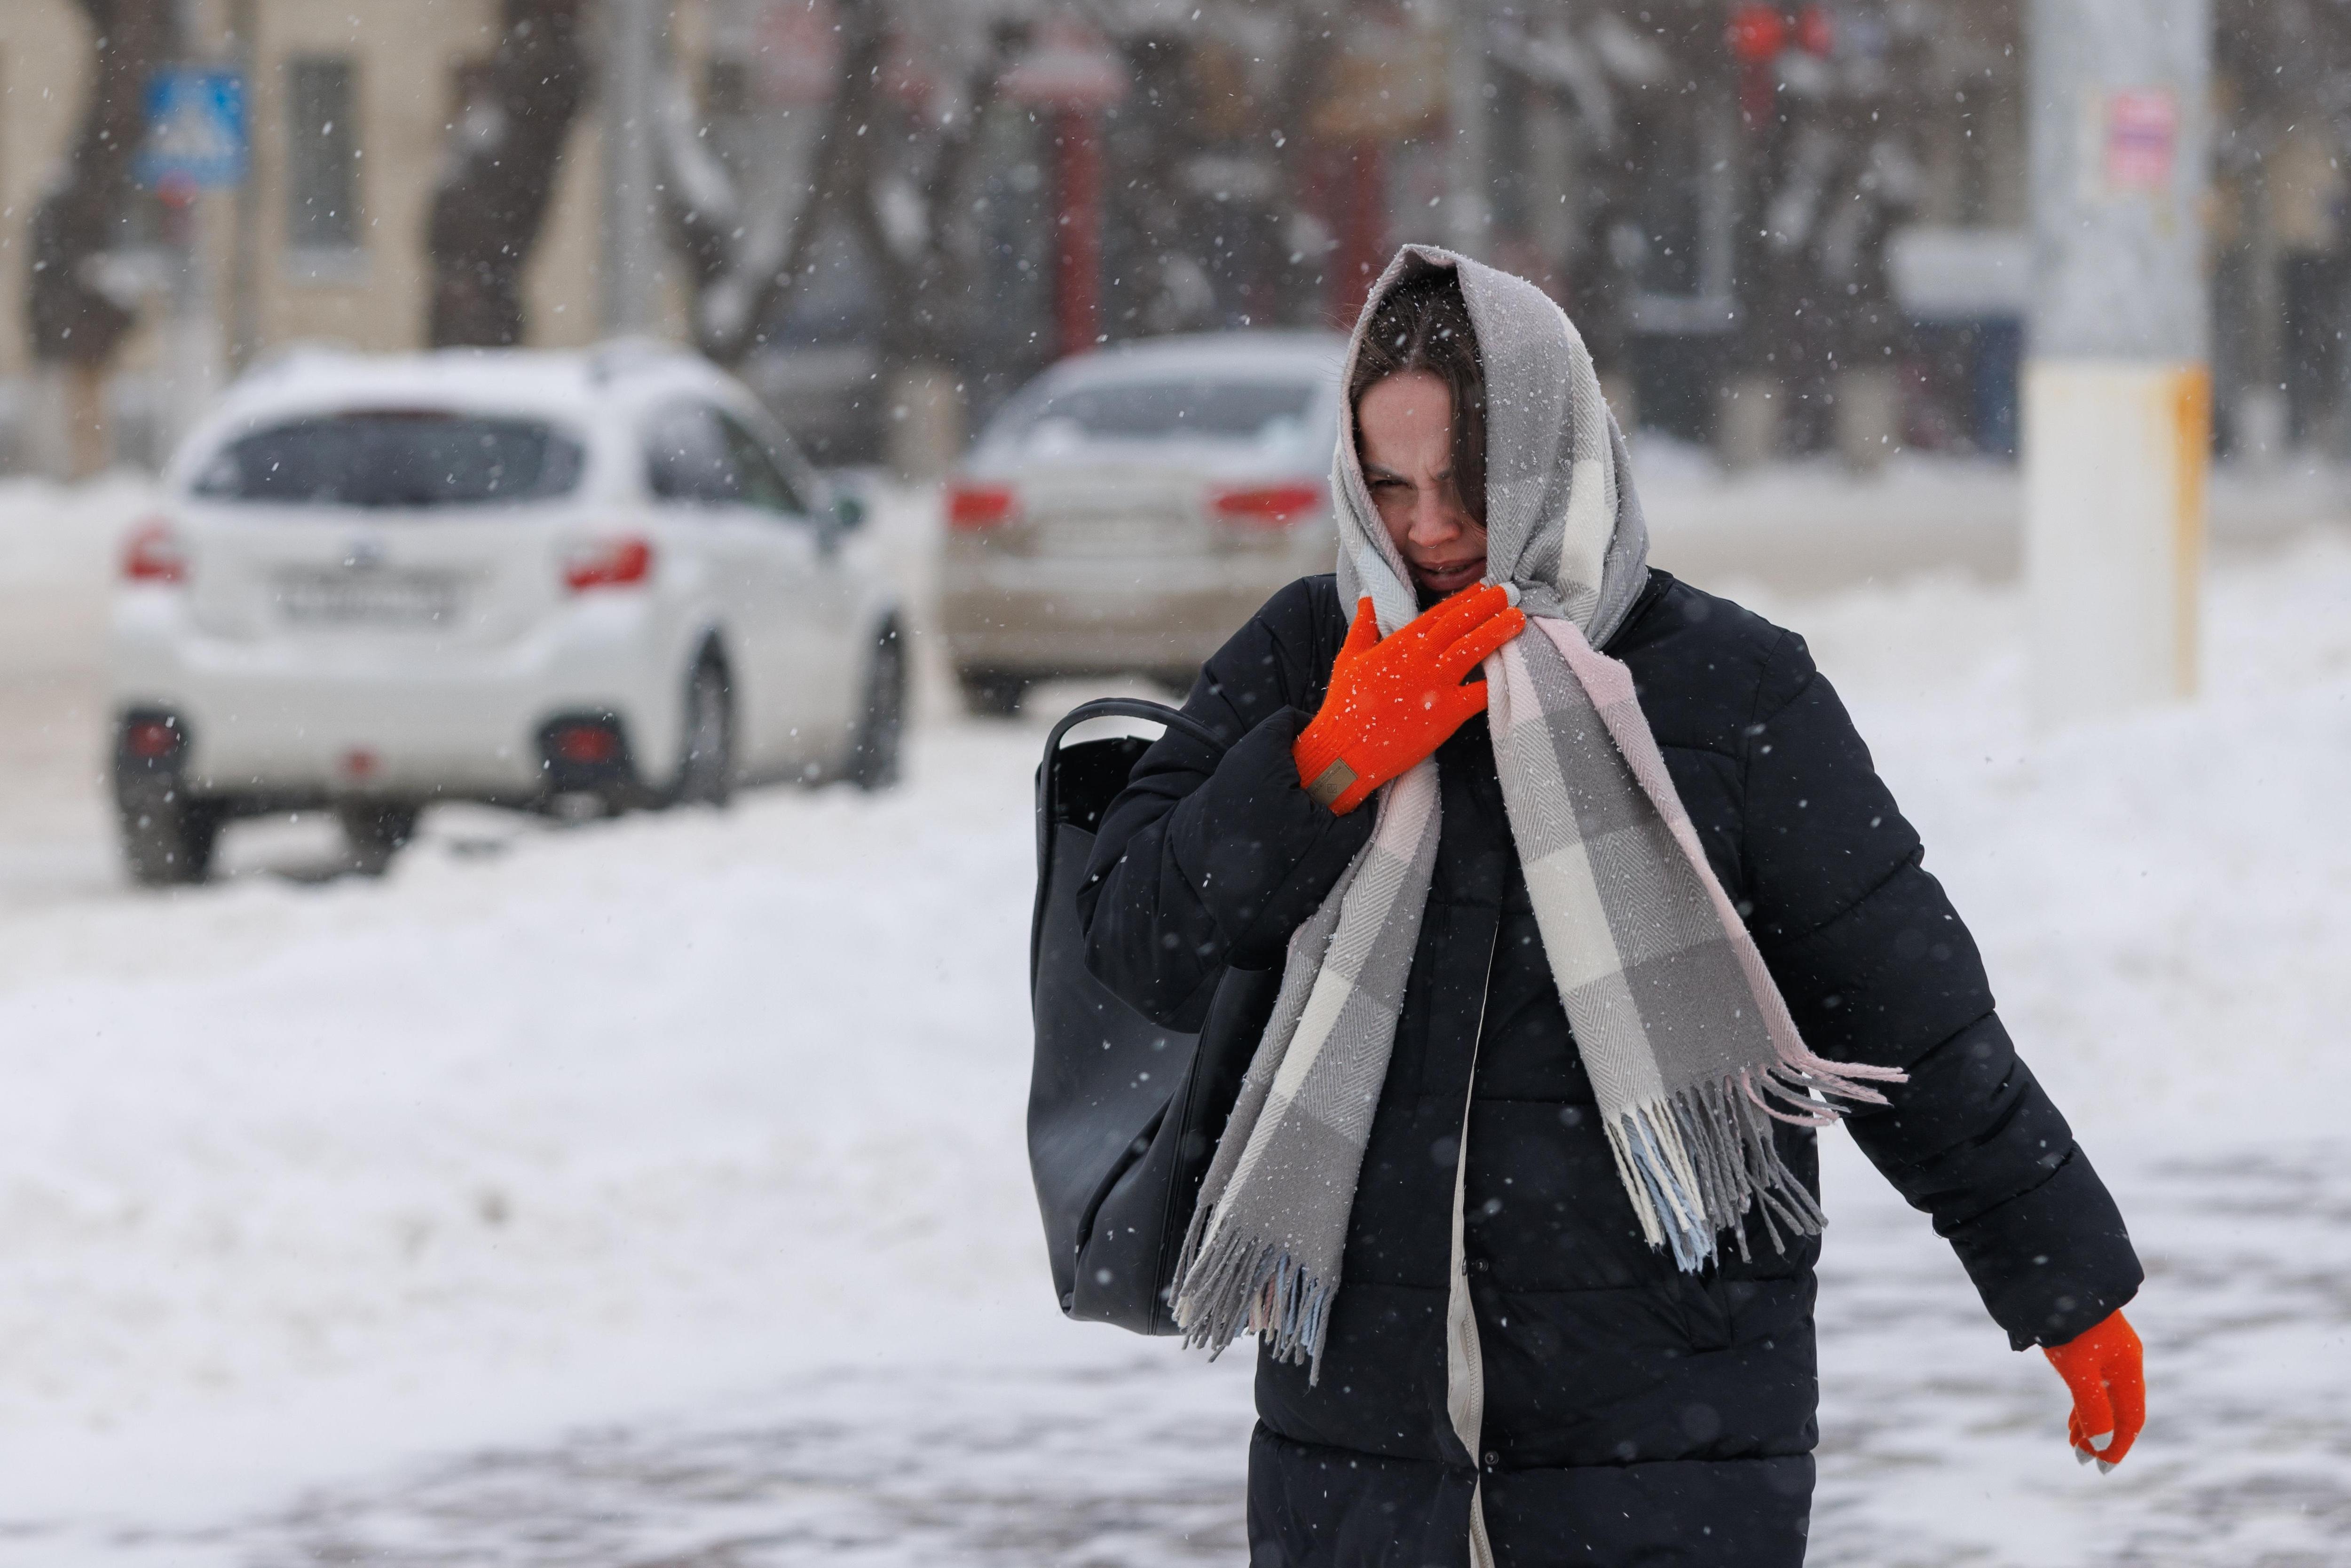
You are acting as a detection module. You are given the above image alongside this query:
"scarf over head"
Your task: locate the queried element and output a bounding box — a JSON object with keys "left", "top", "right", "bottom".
{"left": 1170, "top": 246, "right": 1905, "bottom": 1379}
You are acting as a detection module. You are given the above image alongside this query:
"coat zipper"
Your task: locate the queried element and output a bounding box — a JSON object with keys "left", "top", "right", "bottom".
{"left": 1446, "top": 919, "right": 1503, "bottom": 1568}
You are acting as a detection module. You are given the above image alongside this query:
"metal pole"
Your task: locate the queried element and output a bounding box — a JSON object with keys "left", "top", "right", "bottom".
{"left": 601, "top": 0, "right": 662, "bottom": 336}
{"left": 154, "top": 181, "right": 213, "bottom": 458}
{"left": 226, "top": 0, "right": 260, "bottom": 375}
{"left": 1444, "top": 0, "right": 1491, "bottom": 259}
{"left": 2023, "top": 0, "right": 2212, "bottom": 728}
{"left": 162, "top": 0, "right": 219, "bottom": 457}
{"left": 1332, "top": 142, "right": 1388, "bottom": 323}
{"left": 1052, "top": 110, "right": 1103, "bottom": 357}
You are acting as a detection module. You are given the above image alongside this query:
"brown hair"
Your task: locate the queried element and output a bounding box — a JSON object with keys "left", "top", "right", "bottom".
{"left": 1347, "top": 270, "right": 1487, "bottom": 525}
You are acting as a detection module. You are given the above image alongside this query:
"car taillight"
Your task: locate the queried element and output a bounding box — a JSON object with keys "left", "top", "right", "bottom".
{"left": 549, "top": 722, "right": 622, "bottom": 764}
{"left": 564, "top": 536, "right": 655, "bottom": 591}
{"left": 123, "top": 519, "right": 188, "bottom": 583}
{"left": 1211, "top": 482, "right": 1324, "bottom": 528}
{"left": 123, "top": 716, "right": 185, "bottom": 760}
{"left": 946, "top": 482, "right": 1018, "bottom": 531}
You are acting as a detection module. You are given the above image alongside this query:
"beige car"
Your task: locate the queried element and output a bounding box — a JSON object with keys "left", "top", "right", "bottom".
{"left": 940, "top": 332, "right": 1345, "bottom": 714}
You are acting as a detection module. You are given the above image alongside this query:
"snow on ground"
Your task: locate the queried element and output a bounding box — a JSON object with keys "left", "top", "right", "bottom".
{"left": 0, "top": 474, "right": 2345, "bottom": 1563}
{"left": 0, "top": 477, "right": 150, "bottom": 905}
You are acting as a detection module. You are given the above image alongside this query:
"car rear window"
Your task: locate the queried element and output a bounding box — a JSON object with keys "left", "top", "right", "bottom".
{"left": 192, "top": 412, "right": 586, "bottom": 508}
{"left": 992, "top": 378, "right": 1318, "bottom": 452}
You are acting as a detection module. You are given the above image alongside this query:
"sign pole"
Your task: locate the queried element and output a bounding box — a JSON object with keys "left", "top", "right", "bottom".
{"left": 138, "top": 65, "right": 247, "bottom": 454}
{"left": 225, "top": 0, "right": 260, "bottom": 374}
{"left": 600, "top": 0, "right": 662, "bottom": 337}
{"left": 2024, "top": 0, "right": 2212, "bottom": 728}
{"left": 156, "top": 175, "right": 222, "bottom": 456}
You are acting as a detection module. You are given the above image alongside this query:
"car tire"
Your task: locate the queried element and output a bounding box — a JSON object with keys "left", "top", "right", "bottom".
{"left": 119, "top": 788, "right": 224, "bottom": 887}
{"left": 673, "top": 653, "right": 734, "bottom": 807}
{"left": 339, "top": 802, "right": 420, "bottom": 877}
{"left": 958, "top": 669, "right": 1027, "bottom": 718}
{"left": 847, "top": 622, "right": 907, "bottom": 791}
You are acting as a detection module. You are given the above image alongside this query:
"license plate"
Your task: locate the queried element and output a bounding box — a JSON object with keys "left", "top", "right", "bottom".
{"left": 276, "top": 569, "right": 465, "bottom": 627}
{"left": 1039, "top": 515, "right": 1183, "bottom": 556}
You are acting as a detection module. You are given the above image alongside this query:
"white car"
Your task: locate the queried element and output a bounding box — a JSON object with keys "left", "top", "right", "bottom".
{"left": 110, "top": 343, "right": 906, "bottom": 885}
{"left": 939, "top": 331, "right": 1345, "bottom": 714}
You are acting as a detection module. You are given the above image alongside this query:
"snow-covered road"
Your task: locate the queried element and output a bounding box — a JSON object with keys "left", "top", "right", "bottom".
{"left": 18, "top": 1146, "right": 2346, "bottom": 1567}
{"left": 1, "top": 479, "right": 2347, "bottom": 1564}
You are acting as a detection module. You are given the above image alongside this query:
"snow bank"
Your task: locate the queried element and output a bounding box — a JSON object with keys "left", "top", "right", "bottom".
{"left": 1731, "top": 528, "right": 2351, "bottom": 1142}
{"left": 0, "top": 475, "right": 150, "bottom": 591}
{"left": 0, "top": 729, "right": 1100, "bottom": 1522}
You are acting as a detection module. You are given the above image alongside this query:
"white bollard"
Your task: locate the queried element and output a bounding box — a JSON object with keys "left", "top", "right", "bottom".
{"left": 2022, "top": 361, "right": 2208, "bottom": 726}
{"left": 2025, "top": 0, "right": 2211, "bottom": 729}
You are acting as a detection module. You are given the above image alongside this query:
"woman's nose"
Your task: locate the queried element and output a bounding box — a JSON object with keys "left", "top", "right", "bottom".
{"left": 1412, "top": 488, "right": 1460, "bottom": 543}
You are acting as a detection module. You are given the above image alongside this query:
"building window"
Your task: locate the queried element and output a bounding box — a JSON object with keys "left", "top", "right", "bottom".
{"left": 287, "top": 55, "right": 360, "bottom": 251}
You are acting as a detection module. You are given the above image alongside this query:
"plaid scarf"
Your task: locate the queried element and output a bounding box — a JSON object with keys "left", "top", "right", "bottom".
{"left": 1171, "top": 247, "right": 1903, "bottom": 1377}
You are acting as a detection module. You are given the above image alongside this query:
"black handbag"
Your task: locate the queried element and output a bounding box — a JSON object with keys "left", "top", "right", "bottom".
{"left": 1027, "top": 697, "right": 1283, "bottom": 1333}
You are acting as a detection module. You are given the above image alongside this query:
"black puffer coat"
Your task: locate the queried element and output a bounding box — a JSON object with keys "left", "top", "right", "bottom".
{"left": 1078, "top": 570, "right": 2142, "bottom": 1567}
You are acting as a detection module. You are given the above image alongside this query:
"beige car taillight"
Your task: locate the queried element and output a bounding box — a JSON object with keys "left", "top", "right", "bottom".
{"left": 947, "top": 482, "right": 1020, "bottom": 531}
{"left": 1210, "top": 482, "right": 1323, "bottom": 527}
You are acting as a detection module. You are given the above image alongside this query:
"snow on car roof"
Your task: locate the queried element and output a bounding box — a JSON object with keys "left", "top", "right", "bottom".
{"left": 968, "top": 333, "right": 1348, "bottom": 474}
{"left": 1035, "top": 331, "right": 1347, "bottom": 388}
{"left": 168, "top": 343, "right": 748, "bottom": 482}
{"left": 222, "top": 343, "right": 733, "bottom": 416}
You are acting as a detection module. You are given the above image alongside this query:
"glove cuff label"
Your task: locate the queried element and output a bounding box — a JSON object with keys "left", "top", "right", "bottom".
{"left": 1305, "top": 759, "right": 1358, "bottom": 811}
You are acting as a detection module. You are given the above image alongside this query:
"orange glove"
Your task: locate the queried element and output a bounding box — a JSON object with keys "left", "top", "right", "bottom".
{"left": 2044, "top": 1308, "right": 2144, "bottom": 1473}
{"left": 1294, "top": 585, "right": 1527, "bottom": 815}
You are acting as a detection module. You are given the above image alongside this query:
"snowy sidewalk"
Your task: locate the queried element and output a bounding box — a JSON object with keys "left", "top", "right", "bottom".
{"left": 1634, "top": 444, "right": 2351, "bottom": 594}
{"left": 0, "top": 479, "right": 2346, "bottom": 1563}
{"left": 16, "top": 1142, "right": 2345, "bottom": 1567}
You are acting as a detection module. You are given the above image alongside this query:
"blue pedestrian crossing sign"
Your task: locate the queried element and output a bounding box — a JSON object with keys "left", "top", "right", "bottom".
{"left": 137, "top": 70, "right": 248, "bottom": 190}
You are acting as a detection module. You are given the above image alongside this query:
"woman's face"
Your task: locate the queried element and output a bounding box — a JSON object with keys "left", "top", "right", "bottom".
{"left": 1356, "top": 370, "right": 1488, "bottom": 600}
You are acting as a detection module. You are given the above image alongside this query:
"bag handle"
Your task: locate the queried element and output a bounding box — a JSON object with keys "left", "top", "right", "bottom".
{"left": 1041, "top": 696, "right": 1228, "bottom": 764}
{"left": 1033, "top": 697, "right": 1231, "bottom": 985}
{"left": 1037, "top": 697, "right": 1229, "bottom": 853}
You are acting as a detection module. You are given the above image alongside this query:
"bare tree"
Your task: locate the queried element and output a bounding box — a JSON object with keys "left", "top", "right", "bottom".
{"left": 425, "top": 0, "right": 590, "bottom": 347}
{"left": 27, "top": 0, "right": 176, "bottom": 476}
{"left": 655, "top": 0, "right": 1025, "bottom": 372}
{"left": 1099, "top": 2, "right": 1346, "bottom": 337}
{"left": 837, "top": 20, "right": 1029, "bottom": 374}
{"left": 654, "top": 0, "right": 888, "bottom": 366}
{"left": 649, "top": 0, "right": 1031, "bottom": 474}
{"left": 2212, "top": 0, "right": 2351, "bottom": 454}
{"left": 1489, "top": 8, "right": 1665, "bottom": 382}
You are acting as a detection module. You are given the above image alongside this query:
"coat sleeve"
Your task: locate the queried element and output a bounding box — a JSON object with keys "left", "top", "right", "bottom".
{"left": 1740, "top": 630, "right": 2143, "bottom": 1350}
{"left": 1077, "top": 580, "right": 1375, "bottom": 1033}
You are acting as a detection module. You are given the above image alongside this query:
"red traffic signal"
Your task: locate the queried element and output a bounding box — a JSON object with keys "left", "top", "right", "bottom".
{"left": 1796, "top": 4, "right": 1835, "bottom": 58}
{"left": 1728, "top": 4, "right": 1787, "bottom": 63}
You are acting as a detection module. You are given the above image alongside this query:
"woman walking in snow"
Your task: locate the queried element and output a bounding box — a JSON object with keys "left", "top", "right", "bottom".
{"left": 1077, "top": 248, "right": 2144, "bottom": 1565}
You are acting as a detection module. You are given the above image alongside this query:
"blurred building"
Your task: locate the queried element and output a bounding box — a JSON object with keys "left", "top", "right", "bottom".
{"left": 0, "top": 0, "right": 2342, "bottom": 475}
{"left": 0, "top": 0, "right": 623, "bottom": 473}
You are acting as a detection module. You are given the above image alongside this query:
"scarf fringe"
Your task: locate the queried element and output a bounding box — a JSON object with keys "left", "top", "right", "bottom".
{"left": 1604, "top": 1074, "right": 1831, "bottom": 1271}
{"left": 1168, "top": 1207, "right": 1334, "bottom": 1379}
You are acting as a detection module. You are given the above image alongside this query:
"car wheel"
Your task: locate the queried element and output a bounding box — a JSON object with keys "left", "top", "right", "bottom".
{"left": 339, "top": 802, "right": 420, "bottom": 877}
{"left": 958, "top": 668, "right": 1027, "bottom": 718}
{"left": 673, "top": 654, "right": 734, "bottom": 807}
{"left": 119, "top": 788, "right": 224, "bottom": 886}
{"left": 847, "top": 622, "right": 907, "bottom": 791}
